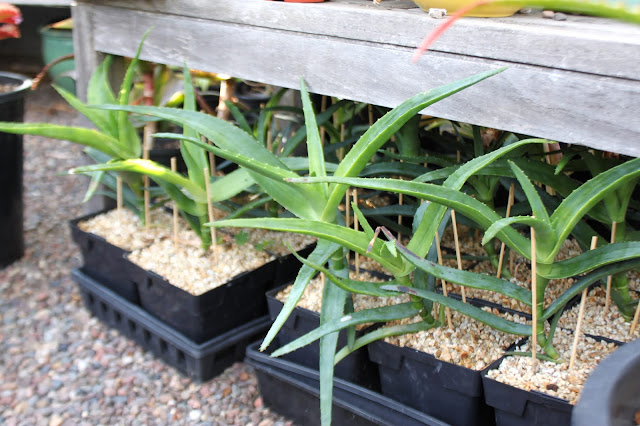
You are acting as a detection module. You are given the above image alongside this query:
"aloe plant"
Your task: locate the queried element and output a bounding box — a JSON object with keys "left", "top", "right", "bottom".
{"left": 287, "top": 153, "right": 640, "bottom": 359}
{"left": 0, "top": 32, "right": 154, "bottom": 217}
{"left": 86, "top": 67, "right": 506, "bottom": 425}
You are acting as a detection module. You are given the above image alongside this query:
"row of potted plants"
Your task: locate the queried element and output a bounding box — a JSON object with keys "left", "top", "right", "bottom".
{"left": 2, "top": 29, "right": 640, "bottom": 425}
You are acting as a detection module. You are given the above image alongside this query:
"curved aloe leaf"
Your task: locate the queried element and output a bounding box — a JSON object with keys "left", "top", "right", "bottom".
{"left": 382, "top": 285, "right": 531, "bottom": 335}
{"left": 288, "top": 175, "right": 531, "bottom": 260}
{"left": 271, "top": 303, "right": 421, "bottom": 358}
{"left": 542, "top": 242, "right": 640, "bottom": 279}
{"left": 54, "top": 84, "right": 118, "bottom": 141}
{"left": 207, "top": 217, "right": 406, "bottom": 275}
{"left": 394, "top": 239, "right": 532, "bottom": 305}
{"left": 70, "top": 159, "right": 207, "bottom": 202}
{"left": 300, "top": 79, "right": 328, "bottom": 198}
{"left": 334, "top": 321, "right": 437, "bottom": 364}
{"left": 322, "top": 67, "right": 509, "bottom": 222}
{"left": 92, "top": 105, "right": 327, "bottom": 220}
{"left": 0, "top": 123, "right": 122, "bottom": 158}
{"left": 549, "top": 157, "right": 640, "bottom": 260}
{"left": 289, "top": 250, "right": 397, "bottom": 297}
{"left": 261, "top": 240, "right": 339, "bottom": 351}
{"left": 482, "top": 216, "right": 553, "bottom": 254}
{"left": 542, "top": 258, "right": 640, "bottom": 320}
{"left": 508, "top": 161, "right": 550, "bottom": 223}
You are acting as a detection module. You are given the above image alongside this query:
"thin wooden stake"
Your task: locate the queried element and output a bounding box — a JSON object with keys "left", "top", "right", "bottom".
{"left": 569, "top": 236, "right": 599, "bottom": 370}
{"left": 353, "top": 189, "right": 360, "bottom": 280}
{"left": 345, "top": 189, "right": 351, "bottom": 264}
{"left": 116, "top": 176, "right": 123, "bottom": 222}
{"left": 630, "top": 292, "right": 640, "bottom": 337}
{"left": 435, "top": 231, "right": 453, "bottom": 329}
{"left": 603, "top": 221, "right": 618, "bottom": 315}
{"left": 450, "top": 210, "right": 466, "bottom": 303}
{"left": 142, "top": 122, "right": 154, "bottom": 230}
{"left": 497, "top": 183, "right": 515, "bottom": 279}
{"left": 204, "top": 167, "right": 217, "bottom": 252}
{"left": 531, "top": 223, "right": 538, "bottom": 371}
{"left": 368, "top": 104, "right": 374, "bottom": 126}
{"left": 171, "top": 157, "right": 179, "bottom": 248}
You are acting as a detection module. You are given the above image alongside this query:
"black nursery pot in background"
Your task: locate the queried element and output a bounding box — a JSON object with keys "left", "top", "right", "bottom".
{"left": 0, "top": 72, "right": 32, "bottom": 267}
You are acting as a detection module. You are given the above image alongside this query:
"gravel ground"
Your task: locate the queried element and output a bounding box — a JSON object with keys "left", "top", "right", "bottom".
{"left": 0, "top": 85, "right": 292, "bottom": 425}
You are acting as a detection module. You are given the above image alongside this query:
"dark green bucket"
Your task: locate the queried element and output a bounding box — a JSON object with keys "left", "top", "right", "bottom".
{"left": 40, "top": 26, "right": 75, "bottom": 94}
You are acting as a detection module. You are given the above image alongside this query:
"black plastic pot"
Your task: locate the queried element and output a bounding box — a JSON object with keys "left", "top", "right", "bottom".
{"left": 69, "top": 209, "right": 139, "bottom": 304}
{"left": 245, "top": 341, "right": 448, "bottom": 426}
{"left": 368, "top": 338, "right": 496, "bottom": 426}
{"left": 126, "top": 246, "right": 312, "bottom": 344}
{"left": 73, "top": 269, "right": 269, "bottom": 381}
{"left": 573, "top": 338, "right": 640, "bottom": 426}
{"left": 482, "top": 355, "right": 573, "bottom": 426}
{"left": 266, "top": 284, "right": 380, "bottom": 389}
{"left": 0, "top": 72, "right": 32, "bottom": 267}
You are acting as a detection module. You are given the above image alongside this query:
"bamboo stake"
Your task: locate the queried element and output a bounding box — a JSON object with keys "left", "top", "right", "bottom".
{"left": 497, "top": 183, "right": 515, "bottom": 278}
{"left": 353, "top": 189, "right": 360, "bottom": 279}
{"left": 569, "top": 236, "right": 599, "bottom": 370}
{"left": 630, "top": 292, "right": 640, "bottom": 337}
{"left": 450, "top": 210, "right": 467, "bottom": 303}
{"left": 345, "top": 189, "right": 351, "bottom": 264}
{"left": 603, "top": 221, "right": 618, "bottom": 316}
{"left": 116, "top": 176, "right": 123, "bottom": 223}
{"left": 531, "top": 223, "right": 538, "bottom": 371}
{"left": 171, "top": 157, "right": 179, "bottom": 247}
{"left": 435, "top": 231, "right": 453, "bottom": 329}
{"left": 368, "top": 104, "right": 374, "bottom": 127}
{"left": 204, "top": 167, "right": 217, "bottom": 252}
{"left": 142, "top": 123, "right": 153, "bottom": 230}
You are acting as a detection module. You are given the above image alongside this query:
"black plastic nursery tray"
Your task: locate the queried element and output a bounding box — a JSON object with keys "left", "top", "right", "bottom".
{"left": 266, "top": 283, "right": 380, "bottom": 389}
{"left": 72, "top": 268, "right": 270, "bottom": 382}
{"left": 245, "top": 341, "right": 448, "bottom": 426}
{"left": 481, "top": 356, "right": 573, "bottom": 426}
{"left": 126, "top": 245, "right": 312, "bottom": 344}
{"left": 70, "top": 209, "right": 139, "bottom": 304}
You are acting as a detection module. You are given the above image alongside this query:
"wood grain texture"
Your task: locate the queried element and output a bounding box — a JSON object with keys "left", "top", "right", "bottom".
{"left": 74, "top": 1, "right": 640, "bottom": 157}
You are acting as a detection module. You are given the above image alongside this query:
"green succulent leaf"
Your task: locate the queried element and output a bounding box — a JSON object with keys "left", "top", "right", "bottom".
{"left": 381, "top": 285, "right": 531, "bottom": 336}
{"left": 271, "top": 303, "right": 422, "bottom": 358}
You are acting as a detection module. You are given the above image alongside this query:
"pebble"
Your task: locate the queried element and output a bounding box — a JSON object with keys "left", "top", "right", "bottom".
{"left": 0, "top": 86, "right": 292, "bottom": 425}
{"left": 554, "top": 12, "right": 568, "bottom": 21}
{"left": 542, "top": 10, "right": 555, "bottom": 19}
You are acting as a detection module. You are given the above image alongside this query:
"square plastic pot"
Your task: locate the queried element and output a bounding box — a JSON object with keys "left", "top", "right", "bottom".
{"left": 368, "top": 338, "right": 496, "bottom": 426}
{"left": 126, "top": 246, "right": 312, "bottom": 344}
{"left": 481, "top": 356, "right": 573, "bottom": 426}
{"left": 69, "top": 209, "right": 139, "bottom": 304}
{"left": 73, "top": 268, "right": 270, "bottom": 381}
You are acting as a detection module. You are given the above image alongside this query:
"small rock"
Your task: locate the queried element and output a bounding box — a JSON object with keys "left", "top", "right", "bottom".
{"left": 239, "top": 372, "right": 249, "bottom": 381}
{"left": 221, "top": 387, "right": 232, "bottom": 398}
{"left": 542, "top": 10, "right": 555, "bottom": 19}
{"left": 553, "top": 12, "right": 567, "bottom": 21}
{"left": 189, "top": 410, "right": 202, "bottom": 421}
{"left": 254, "top": 397, "right": 263, "bottom": 408}
{"left": 428, "top": 8, "right": 447, "bottom": 19}
{"left": 48, "top": 414, "right": 63, "bottom": 426}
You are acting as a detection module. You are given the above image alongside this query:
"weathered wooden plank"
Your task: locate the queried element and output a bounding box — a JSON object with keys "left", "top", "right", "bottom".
{"left": 82, "top": 4, "right": 640, "bottom": 157}
{"left": 79, "top": 0, "right": 640, "bottom": 80}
